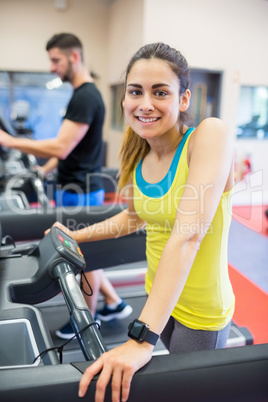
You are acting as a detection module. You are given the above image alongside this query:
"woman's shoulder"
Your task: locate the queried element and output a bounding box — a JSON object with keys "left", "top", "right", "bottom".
{"left": 188, "top": 118, "right": 233, "bottom": 159}
{"left": 190, "top": 118, "right": 230, "bottom": 144}
{"left": 196, "top": 117, "right": 227, "bottom": 133}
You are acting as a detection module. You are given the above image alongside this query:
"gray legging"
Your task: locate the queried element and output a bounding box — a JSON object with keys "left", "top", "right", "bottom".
{"left": 161, "top": 317, "right": 231, "bottom": 353}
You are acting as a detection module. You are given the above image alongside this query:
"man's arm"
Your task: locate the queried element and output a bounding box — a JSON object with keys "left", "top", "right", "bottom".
{"left": 0, "top": 119, "right": 89, "bottom": 159}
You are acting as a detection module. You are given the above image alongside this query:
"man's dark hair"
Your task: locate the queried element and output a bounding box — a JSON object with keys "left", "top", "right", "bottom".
{"left": 46, "top": 33, "right": 83, "bottom": 61}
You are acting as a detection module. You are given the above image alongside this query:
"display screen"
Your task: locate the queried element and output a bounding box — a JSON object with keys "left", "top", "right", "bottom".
{"left": 131, "top": 321, "right": 144, "bottom": 339}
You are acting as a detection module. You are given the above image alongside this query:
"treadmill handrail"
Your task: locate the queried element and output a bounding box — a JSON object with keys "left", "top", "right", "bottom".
{"left": 53, "top": 262, "right": 107, "bottom": 360}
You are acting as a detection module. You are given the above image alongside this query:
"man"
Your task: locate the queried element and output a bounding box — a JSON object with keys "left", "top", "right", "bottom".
{"left": 0, "top": 33, "right": 132, "bottom": 338}
{"left": 0, "top": 33, "right": 105, "bottom": 206}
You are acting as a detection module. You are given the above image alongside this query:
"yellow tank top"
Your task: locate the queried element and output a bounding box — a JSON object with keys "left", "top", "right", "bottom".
{"left": 133, "top": 128, "right": 235, "bottom": 330}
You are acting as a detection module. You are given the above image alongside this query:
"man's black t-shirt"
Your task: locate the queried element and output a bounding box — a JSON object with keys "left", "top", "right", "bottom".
{"left": 57, "top": 82, "right": 105, "bottom": 193}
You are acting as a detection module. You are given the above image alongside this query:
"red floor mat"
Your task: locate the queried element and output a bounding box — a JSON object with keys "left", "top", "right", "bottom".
{"left": 229, "top": 263, "right": 268, "bottom": 345}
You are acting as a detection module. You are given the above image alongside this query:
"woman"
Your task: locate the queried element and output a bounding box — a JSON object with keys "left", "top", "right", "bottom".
{"left": 53, "top": 42, "right": 235, "bottom": 401}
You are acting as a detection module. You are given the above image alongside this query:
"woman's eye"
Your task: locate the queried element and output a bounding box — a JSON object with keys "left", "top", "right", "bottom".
{"left": 129, "top": 89, "right": 142, "bottom": 96}
{"left": 155, "top": 90, "right": 168, "bottom": 97}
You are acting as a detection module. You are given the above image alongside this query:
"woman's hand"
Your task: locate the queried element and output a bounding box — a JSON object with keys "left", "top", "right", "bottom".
{"left": 44, "top": 221, "right": 73, "bottom": 237}
{"left": 78, "top": 339, "right": 153, "bottom": 402}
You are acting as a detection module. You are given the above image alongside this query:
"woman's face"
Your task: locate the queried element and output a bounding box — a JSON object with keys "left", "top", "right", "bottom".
{"left": 122, "top": 58, "right": 189, "bottom": 141}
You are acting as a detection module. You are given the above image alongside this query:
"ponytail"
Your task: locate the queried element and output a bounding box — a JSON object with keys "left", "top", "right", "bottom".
{"left": 117, "top": 125, "right": 150, "bottom": 190}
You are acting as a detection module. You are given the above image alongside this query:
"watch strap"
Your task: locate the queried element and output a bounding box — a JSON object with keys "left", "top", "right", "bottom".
{"left": 144, "top": 329, "right": 159, "bottom": 345}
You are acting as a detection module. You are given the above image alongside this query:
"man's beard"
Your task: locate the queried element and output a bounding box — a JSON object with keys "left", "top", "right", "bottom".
{"left": 61, "top": 61, "right": 73, "bottom": 83}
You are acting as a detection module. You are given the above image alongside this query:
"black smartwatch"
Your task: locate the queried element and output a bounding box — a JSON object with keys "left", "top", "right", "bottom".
{"left": 128, "top": 319, "right": 159, "bottom": 345}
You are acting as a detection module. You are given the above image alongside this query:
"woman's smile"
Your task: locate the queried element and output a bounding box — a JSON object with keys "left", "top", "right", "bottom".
{"left": 135, "top": 116, "right": 161, "bottom": 124}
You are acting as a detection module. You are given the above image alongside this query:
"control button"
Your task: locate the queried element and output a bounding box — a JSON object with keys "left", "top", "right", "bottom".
{"left": 64, "top": 239, "right": 70, "bottom": 247}
{"left": 58, "top": 235, "right": 64, "bottom": 242}
{"left": 77, "top": 247, "right": 83, "bottom": 256}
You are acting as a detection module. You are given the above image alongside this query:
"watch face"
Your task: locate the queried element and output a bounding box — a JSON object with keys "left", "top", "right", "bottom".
{"left": 128, "top": 319, "right": 159, "bottom": 345}
{"left": 131, "top": 321, "right": 144, "bottom": 339}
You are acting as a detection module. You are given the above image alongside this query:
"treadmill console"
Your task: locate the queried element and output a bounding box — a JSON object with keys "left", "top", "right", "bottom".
{"left": 50, "top": 227, "right": 85, "bottom": 270}
{"left": 10, "top": 226, "right": 86, "bottom": 304}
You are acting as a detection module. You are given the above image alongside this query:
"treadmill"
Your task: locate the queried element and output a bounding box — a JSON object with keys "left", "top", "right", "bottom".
{"left": 0, "top": 203, "right": 254, "bottom": 356}
{"left": 0, "top": 222, "right": 267, "bottom": 401}
{"left": 0, "top": 109, "right": 51, "bottom": 211}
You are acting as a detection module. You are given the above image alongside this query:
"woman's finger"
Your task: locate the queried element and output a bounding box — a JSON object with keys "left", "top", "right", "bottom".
{"left": 78, "top": 358, "right": 104, "bottom": 398}
{"left": 111, "top": 366, "right": 123, "bottom": 402}
{"left": 44, "top": 222, "right": 62, "bottom": 236}
{"left": 120, "top": 367, "right": 133, "bottom": 402}
{"left": 94, "top": 360, "right": 114, "bottom": 402}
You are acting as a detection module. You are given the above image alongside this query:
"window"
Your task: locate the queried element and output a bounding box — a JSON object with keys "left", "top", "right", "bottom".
{"left": 236, "top": 86, "right": 268, "bottom": 139}
{"left": 0, "top": 71, "right": 72, "bottom": 140}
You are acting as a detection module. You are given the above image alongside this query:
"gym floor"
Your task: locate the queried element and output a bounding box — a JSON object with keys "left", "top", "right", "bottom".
{"left": 229, "top": 204, "right": 268, "bottom": 345}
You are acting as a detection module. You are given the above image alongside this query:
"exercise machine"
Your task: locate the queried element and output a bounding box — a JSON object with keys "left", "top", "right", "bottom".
{"left": 0, "top": 205, "right": 254, "bottom": 350}
{"left": 0, "top": 219, "right": 267, "bottom": 401}
{"left": 0, "top": 109, "right": 51, "bottom": 211}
